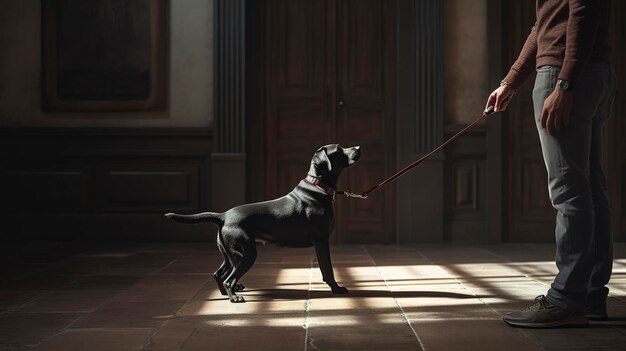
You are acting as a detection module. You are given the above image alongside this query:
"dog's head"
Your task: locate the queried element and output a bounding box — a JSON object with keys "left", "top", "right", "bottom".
{"left": 309, "top": 144, "right": 361, "bottom": 189}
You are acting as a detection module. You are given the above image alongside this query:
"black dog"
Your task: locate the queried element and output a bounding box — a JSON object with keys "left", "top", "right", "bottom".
{"left": 165, "top": 144, "right": 360, "bottom": 302}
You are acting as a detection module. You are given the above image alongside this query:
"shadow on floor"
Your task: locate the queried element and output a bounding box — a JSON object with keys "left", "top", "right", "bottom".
{"left": 589, "top": 318, "right": 626, "bottom": 328}
{"left": 203, "top": 288, "right": 491, "bottom": 300}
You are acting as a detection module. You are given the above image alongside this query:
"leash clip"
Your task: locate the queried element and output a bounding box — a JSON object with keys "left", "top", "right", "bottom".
{"left": 340, "top": 191, "right": 368, "bottom": 199}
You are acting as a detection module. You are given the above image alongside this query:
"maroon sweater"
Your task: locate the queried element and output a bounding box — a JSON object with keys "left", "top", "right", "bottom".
{"left": 504, "top": 0, "right": 611, "bottom": 89}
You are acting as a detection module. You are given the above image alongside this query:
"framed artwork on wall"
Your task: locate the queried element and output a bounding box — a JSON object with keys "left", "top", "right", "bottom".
{"left": 42, "top": 0, "right": 167, "bottom": 112}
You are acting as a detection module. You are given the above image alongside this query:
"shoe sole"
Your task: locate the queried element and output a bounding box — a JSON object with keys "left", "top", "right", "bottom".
{"left": 503, "top": 315, "right": 589, "bottom": 328}
{"left": 587, "top": 315, "right": 608, "bottom": 321}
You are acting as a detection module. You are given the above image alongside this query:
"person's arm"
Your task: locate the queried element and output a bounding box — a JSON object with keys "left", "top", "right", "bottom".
{"left": 540, "top": 0, "right": 602, "bottom": 134}
{"left": 558, "top": 0, "right": 601, "bottom": 84}
{"left": 503, "top": 23, "right": 538, "bottom": 90}
{"left": 487, "top": 24, "right": 537, "bottom": 112}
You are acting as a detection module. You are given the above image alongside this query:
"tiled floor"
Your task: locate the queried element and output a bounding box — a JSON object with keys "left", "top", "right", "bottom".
{"left": 1, "top": 242, "right": 626, "bottom": 350}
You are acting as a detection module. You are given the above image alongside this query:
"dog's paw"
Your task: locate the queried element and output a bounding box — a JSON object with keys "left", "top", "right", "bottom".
{"left": 229, "top": 295, "right": 246, "bottom": 303}
{"left": 331, "top": 286, "right": 349, "bottom": 295}
{"left": 234, "top": 283, "right": 245, "bottom": 292}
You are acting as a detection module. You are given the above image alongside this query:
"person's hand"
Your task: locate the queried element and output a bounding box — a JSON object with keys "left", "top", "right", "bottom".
{"left": 486, "top": 84, "right": 515, "bottom": 112}
{"left": 540, "top": 87, "right": 573, "bottom": 134}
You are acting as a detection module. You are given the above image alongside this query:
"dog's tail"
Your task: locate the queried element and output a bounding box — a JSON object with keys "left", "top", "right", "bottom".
{"left": 164, "top": 212, "right": 225, "bottom": 226}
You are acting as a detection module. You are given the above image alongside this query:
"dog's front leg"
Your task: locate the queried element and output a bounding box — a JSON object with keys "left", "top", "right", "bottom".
{"left": 314, "top": 240, "right": 348, "bottom": 294}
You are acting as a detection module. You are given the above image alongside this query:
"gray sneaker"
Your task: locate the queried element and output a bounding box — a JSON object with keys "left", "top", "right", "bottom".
{"left": 503, "top": 295, "right": 589, "bottom": 328}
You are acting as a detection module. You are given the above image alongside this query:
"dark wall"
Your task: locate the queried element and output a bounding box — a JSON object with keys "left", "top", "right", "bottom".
{"left": 0, "top": 128, "right": 216, "bottom": 242}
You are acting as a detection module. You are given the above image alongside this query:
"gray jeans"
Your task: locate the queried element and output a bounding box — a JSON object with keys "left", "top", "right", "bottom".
{"left": 532, "top": 63, "right": 617, "bottom": 311}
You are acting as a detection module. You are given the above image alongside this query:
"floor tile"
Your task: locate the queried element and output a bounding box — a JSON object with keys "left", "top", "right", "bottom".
{"left": 19, "top": 291, "right": 115, "bottom": 313}
{"left": 142, "top": 317, "right": 198, "bottom": 351}
{"left": 409, "top": 319, "right": 543, "bottom": 351}
{"left": 0, "top": 313, "right": 80, "bottom": 346}
{"left": 48, "top": 257, "right": 122, "bottom": 275}
{"left": 112, "top": 275, "right": 208, "bottom": 302}
{"left": 308, "top": 296, "right": 398, "bottom": 314}
{"left": 180, "top": 295, "right": 306, "bottom": 316}
{"left": 181, "top": 314, "right": 305, "bottom": 351}
{"left": 62, "top": 275, "right": 144, "bottom": 291}
{"left": 35, "top": 329, "right": 152, "bottom": 351}
{"left": 0, "top": 275, "right": 77, "bottom": 291}
{"left": 400, "top": 299, "right": 499, "bottom": 320}
{"left": 521, "top": 326, "right": 626, "bottom": 349}
{"left": 307, "top": 333, "right": 421, "bottom": 351}
{"left": 0, "top": 290, "right": 43, "bottom": 309}
{"left": 71, "top": 300, "right": 184, "bottom": 328}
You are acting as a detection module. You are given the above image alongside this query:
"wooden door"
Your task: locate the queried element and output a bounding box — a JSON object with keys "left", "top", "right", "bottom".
{"left": 262, "top": 0, "right": 396, "bottom": 244}
{"left": 503, "top": 0, "right": 556, "bottom": 242}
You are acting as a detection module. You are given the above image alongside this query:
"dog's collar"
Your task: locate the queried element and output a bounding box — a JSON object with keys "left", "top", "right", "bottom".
{"left": 305, "top": 174, "right": 336, "bottom": 201}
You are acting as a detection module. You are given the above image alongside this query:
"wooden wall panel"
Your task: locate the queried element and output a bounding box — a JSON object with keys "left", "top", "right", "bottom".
{"left": 453, "top": 163, "right": 478, "bottom": 210}
{"left": 443, "top": 126, "right": 487, "bottom": 243}
{"left": 342, "top": 151, "right": 386, "bottom": 243}
{"left": 100, "top": 164, "right": 199, "bottom": 212}
{"left": 275, "top": 107, "right": 325, "bottom": 146}
{"left": 1, "top": 169, "right": 88, "bottom": 212}
{"left": 502, "top": 0, "right": 556, "bottom": 242}
{"left": 276, "top": 0, "right": 324, "bottom": 97}
{"left": 276, "top": 154, "right": 310, "bottom": 196}
{"left": 335, "top": 0, "right": 395, "bottom": 244}
{"left": 264, "top": 0, "right": 329, "bottom": 199}
{"left": 0, "top": 128, "right": 213, "bottom": 241}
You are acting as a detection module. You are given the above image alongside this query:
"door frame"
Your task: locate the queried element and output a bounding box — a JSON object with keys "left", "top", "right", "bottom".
{"left": 485, "top": 0, "right": 505, "bottom": 242}
{"left": 246, "top": 0, "right": 266, "bottom": 204}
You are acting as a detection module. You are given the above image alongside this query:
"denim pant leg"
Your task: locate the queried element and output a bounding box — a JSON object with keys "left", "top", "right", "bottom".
{"left": 532, "top": 64, "right": 613, "bottom": 311}
{"left": 587, "top": 66, "right": 617, "bottom": 305}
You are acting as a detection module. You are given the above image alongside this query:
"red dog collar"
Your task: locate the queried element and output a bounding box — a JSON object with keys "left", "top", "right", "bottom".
{"left": 305, "top": 174, "right": 336, "bottom": 200}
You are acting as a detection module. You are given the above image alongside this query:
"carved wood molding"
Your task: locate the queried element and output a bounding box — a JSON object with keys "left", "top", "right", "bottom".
{"left": 214, "top": 0, "right": 246, "bottom": 153}
{"left": 414, "top": 0, "right": 443, "bottom": 154}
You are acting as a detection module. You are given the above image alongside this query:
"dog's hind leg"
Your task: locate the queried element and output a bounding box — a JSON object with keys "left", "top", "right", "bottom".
{"left": 213, "top": 259, "right": 229, "bottom": 295}
{"left": 221, "top": 236, "right": 257, "bottom": 303}
{"left": 214, "top": 253, "right": 245, "bottom": 294}
{"left": 213, "top": 229, "right": 232, "bottom": 295}
{"left": 214, "top": 234, "right": 245, "bottom": 294}
{"left": 215, "top": 263, "right": 245, "bottom": 292}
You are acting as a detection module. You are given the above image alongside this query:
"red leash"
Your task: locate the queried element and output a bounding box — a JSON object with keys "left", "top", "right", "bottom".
{"left": 338, "top": 106, "right": 495, "bottom": 199}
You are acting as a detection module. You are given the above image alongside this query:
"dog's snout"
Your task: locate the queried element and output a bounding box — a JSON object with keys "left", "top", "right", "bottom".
{"left": 346, "top": 145, "right": 361, "bottom": 166}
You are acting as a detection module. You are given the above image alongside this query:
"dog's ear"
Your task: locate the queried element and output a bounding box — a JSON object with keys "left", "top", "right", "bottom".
{"left": 319, "top": 148, "right": 332, "bottom": 172}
